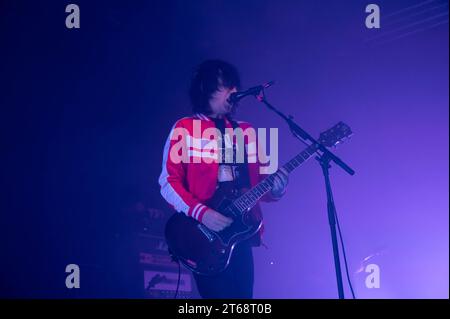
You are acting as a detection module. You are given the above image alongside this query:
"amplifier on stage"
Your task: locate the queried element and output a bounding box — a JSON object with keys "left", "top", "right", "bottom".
{"left": 144, "top": 269, "right": 193, "bottom": 299}
{"left": 137, "top": 236, "right": 198, "bottom": 298}
{"left": 120, "top": 202, "right": 199, "bottom": 298}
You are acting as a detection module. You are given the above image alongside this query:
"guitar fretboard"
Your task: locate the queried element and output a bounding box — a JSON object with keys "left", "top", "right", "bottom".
{"left": 230, "top": 143, "right": 318, "bottom": 213}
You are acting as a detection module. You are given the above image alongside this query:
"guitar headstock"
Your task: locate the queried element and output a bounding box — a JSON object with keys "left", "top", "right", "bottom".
{"left": 318, "top": 122, "right": 353, "bottom": 147}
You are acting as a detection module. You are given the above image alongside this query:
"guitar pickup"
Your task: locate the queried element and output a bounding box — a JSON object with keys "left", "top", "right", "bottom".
{"left": 197, "top": 224, "right": 216, "bottom": 242}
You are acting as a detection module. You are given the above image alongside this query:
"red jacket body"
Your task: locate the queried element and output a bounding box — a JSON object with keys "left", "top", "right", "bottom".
{"left": 159, "top": 113, "right": 278, "bottom": 244}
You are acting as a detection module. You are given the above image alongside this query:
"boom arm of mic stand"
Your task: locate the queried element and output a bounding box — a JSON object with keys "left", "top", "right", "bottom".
{"left": 258, "top": 96, "right": 355, "bottom": 176}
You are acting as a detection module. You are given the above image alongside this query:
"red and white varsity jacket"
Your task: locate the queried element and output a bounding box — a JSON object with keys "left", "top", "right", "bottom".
{"left": 158, "top": 113, "right": 279, "bottom": 241}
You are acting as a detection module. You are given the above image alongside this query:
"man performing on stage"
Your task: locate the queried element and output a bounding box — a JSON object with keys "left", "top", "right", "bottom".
{"left": 159, "top": 60, "right": 288, "bottom": 298}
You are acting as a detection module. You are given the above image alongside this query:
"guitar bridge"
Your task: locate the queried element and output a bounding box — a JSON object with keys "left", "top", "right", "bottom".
{"left": 197, "top": 224, "right": 216, "bottom": 242}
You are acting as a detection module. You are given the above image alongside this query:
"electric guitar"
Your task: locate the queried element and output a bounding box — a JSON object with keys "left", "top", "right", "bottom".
{"left": 165, "top": 122, "right": 352, "bottom": 275}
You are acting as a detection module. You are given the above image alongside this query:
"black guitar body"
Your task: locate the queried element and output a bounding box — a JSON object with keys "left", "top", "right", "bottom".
{"left": 165, "top": 184, "right": 262, "bottom": 276}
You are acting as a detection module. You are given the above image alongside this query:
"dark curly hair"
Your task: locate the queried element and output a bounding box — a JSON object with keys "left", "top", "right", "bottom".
{"left": 189, "top": 59, "right": 241, "bottom": 115}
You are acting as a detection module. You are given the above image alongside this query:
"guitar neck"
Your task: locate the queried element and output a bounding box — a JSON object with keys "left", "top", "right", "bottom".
{"left": 231, "top": 143, "right": 319, "bottom": 213}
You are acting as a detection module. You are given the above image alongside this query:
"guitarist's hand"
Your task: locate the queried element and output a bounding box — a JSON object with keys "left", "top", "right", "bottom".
{"left": 201, "top": 208, "right": 233, "bottom": 232}
{"left": 271, "top": 167, "right": 289, "bottom": 199}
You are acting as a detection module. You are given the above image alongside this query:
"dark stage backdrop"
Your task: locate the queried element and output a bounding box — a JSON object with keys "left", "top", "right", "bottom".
{"left": 0, "top": 0, "right": 448, "bottom": 298}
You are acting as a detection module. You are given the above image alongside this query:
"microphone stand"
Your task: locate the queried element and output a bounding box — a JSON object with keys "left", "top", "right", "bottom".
{"left": 253, "top": 88, "right": 355, "bottom": 299}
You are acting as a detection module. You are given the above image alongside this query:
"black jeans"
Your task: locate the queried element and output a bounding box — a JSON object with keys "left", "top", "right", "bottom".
{"left": 193, "top": 242, "right": 254, "bottom": 299}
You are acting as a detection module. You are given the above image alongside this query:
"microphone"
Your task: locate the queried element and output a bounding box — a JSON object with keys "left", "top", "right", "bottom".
{"left": 227, "top": 81, "right": 274, "bottom": 104}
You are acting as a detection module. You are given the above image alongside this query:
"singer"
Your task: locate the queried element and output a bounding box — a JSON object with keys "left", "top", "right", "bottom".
{"left": 158, "top": 60, "right": 288, "bottom": 298}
